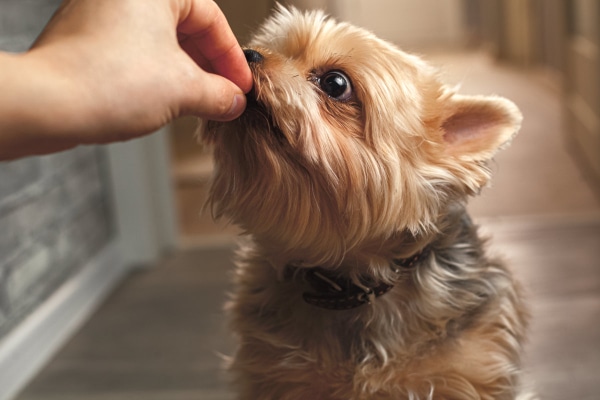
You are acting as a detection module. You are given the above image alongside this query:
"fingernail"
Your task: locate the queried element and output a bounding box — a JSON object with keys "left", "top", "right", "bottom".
{"left": 225, "top": 94, "right": 246, "bottom": 120}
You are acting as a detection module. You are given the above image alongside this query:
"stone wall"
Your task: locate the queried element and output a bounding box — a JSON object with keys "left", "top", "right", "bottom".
{"left": 0, "top": 0, "right": 115, "bottom": 338}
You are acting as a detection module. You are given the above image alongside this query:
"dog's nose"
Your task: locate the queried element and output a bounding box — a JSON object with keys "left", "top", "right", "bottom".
{"left": 244, "top": 49, "right": 264, "bottom": 64}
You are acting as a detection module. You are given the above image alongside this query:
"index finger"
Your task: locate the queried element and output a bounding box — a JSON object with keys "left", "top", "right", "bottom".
{"left": 176, "top": 0, "right": 252, "bottom": 93}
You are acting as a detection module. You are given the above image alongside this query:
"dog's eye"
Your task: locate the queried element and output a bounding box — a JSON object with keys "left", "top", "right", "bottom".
{"left": 319, "top": 71, "right": 352, "bottom": 101}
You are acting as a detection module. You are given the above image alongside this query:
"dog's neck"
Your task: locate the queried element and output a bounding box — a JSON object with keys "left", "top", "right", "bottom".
{"left": 288, "top": 246, "right": 432, "bottom": 310}
{"left": 281, "top": 205, "right": 474, "bottom": 310}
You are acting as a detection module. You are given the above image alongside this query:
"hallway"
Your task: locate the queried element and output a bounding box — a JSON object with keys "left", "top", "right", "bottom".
{"left": 15, "top": 52, "right": 600, "bottom": 400}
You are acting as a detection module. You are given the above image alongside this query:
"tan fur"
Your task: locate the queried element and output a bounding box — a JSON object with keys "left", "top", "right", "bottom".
{"left": 200, "top": 6, "right": 535, "bottom": 399}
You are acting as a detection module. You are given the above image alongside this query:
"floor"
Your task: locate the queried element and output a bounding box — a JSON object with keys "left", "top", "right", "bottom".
{"left": 15, "top": 52, "right": 600, "bottom": 400}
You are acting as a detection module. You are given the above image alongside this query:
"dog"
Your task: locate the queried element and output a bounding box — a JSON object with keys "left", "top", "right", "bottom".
{"left": 200, "top": 6, "right": 535, "bottom": 400}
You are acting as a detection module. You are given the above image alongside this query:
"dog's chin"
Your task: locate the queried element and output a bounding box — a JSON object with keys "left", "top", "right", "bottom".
{"left": 236, "top": 95, "right": 287, "bottom": 143}
{"left": 244, "top": 92, "right": 263, "bottom": 113}
{"left": 236, "top": 91, "right": 267, "bottom": 124}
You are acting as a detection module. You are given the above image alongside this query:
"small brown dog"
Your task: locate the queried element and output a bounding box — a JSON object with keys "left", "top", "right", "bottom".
{"left": 201, "top": 6, "right": 535, "bottom": 400}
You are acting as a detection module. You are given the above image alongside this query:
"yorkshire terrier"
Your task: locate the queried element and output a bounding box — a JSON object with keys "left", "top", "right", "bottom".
{"left": 200, "top": 6, "right": 535, "bottom": 400}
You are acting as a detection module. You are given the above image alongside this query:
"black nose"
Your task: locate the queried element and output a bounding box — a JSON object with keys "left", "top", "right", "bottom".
{"left": 244, "top": 49, "right": 264, "bottom": 64}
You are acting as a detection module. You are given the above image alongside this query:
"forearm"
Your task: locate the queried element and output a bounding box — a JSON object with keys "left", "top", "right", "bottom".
{"left": 0, "top": 0, "right": 251, "bottom": 162}
{"left": 0, "top": 51, "right": 85, "bottom": 160}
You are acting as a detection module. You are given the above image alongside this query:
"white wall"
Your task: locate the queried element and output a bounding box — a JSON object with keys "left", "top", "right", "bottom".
{"left": 328, "top": 0, "right": 466, "bottom": 50}
{"left": 289, "top": 0, "right": 330, "bottom": 10}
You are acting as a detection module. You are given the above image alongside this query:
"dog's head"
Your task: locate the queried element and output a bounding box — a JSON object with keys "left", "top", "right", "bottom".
{"left": 200, "top": 6, "right": 521, "bottom": 265}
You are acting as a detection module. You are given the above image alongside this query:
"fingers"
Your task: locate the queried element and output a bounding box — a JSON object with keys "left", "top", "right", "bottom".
{"left": 177, "top": 0, "right": 252, "bottom": 93}
{"left": 180, "top": 66, "right": 247, "bottom": 121}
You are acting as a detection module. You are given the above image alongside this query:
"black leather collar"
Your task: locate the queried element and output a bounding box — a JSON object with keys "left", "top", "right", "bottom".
{"left": 295, "top": 247, "right": 431, "bottom": 310}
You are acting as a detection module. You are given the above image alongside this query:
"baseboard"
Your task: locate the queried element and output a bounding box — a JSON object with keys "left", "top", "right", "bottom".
{"left": 0, "top": 241, "right": 129, "bottom": 400}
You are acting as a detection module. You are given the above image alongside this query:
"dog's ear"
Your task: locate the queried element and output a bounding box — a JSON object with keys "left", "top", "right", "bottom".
{"left": 441, "top": 95, "right": 522, "bottom": 161}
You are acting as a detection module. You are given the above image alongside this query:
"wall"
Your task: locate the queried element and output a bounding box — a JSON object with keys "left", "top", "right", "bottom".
{"left": 329, "top": 0, "right": 466, "bottom": 50}
{"left": 0, "top": 0, "right": 115, "bottom": 339}
{"left": 215, "top": 0, "right": 275, "bottom": 44}
{"left": 564, "top": 0, "right": 600, "bottom": 185}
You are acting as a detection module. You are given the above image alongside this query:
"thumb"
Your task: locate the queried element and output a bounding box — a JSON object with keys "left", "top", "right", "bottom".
{"left": 181, "top": 69, "right": 247, "bottom": 121}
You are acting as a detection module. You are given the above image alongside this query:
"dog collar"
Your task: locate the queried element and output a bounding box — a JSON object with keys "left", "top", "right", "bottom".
{"left": 296, "top": 247, "right": 431, "bottom": 310}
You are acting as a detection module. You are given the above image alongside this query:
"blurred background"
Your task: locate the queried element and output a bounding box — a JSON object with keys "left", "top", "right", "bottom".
{"left": 0, "top": 1, "right": 598, "bottom": 399}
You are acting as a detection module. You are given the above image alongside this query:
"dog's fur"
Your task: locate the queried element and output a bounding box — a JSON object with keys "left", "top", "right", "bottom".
{"left": 201, "top": 6, "right": 535, "bottom": 399}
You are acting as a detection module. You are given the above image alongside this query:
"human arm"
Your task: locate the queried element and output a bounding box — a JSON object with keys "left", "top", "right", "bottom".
{"left": 0, "top": 0, "right": 252, "bottom": 161}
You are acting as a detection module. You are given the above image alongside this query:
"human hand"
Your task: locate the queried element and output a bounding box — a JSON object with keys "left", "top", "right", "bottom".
{"left": 0, "top": 0, "right": 252, "bottom": 159}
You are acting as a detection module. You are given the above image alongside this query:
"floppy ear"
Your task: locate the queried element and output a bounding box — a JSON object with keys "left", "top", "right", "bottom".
{"left": 441, "top": 95, "right": 522, "bottom": 161}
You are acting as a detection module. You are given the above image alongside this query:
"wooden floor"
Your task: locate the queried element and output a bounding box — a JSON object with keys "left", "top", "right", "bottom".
{"left": 15, "top": 52, "right": 600, "bottom": 399}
